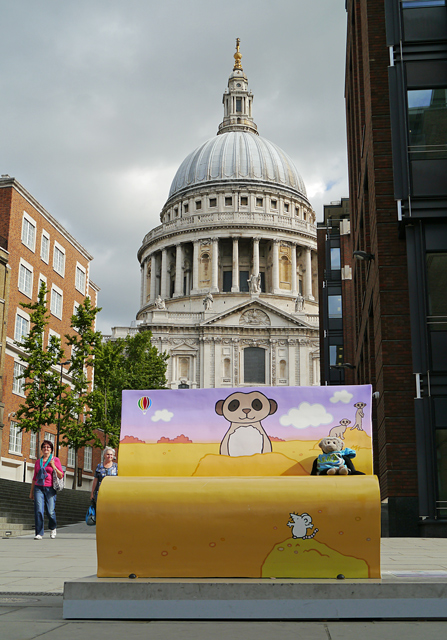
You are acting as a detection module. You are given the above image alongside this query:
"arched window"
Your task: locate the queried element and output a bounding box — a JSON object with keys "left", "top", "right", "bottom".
{"left": 244, "top": 347, "right": 265, "bottom": 384}
{"left": 224, "top": 358, "right": 231, "bottom": 378}
{"left": 279, "top": 359, "right": 287, "bottom": 378}
{"left": 179, "top": 357, "right": 189, "bottom": 379}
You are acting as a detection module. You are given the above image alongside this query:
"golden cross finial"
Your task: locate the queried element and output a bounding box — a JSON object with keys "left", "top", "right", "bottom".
{"left": 233, "top": 37, "right": 243, "bottom": 71}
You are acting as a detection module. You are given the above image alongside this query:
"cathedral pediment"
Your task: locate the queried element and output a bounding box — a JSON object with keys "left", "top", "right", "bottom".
{"left": 200, "top": 299, "right": 313, "bottom": 329}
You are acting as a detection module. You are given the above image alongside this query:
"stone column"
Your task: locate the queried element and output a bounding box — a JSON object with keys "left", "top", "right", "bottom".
{"left": 150, "top": 254, "right": 157, "bottom": 302}
{"left": 253, "top": 237, "right": 260, "bottom": 276}
{"left": 174, "top": 243, "right": 183, "bottom": 297}
{"left": 140, "top": 264, "right": 144, "bottom": 308}
{"left": 291, "top": 243, "right": 298, "bottom": 296}
{"left": 191, "top": 240, "right": 199, "bottom": 294}
{"left": 211, "top": 238, "right": 219, "bottom": 292}
{"left": 160, "top": 248, "right": 168, "bottom": 299}
{"left": 231, "top": 237, "right": 239, "bottom": 292}
{"left": 272, "top": 240, "right": 280, "bottom": 293}
{"left": 305, "top": 247, "right": 314, "bottom": 300}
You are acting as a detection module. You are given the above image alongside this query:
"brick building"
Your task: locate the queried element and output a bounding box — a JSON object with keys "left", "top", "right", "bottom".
{"left": 344, "top": 0, "right": 447, "bottom": 535}
{"left": 0, "top": 176, "right": 100, "bottom": 491}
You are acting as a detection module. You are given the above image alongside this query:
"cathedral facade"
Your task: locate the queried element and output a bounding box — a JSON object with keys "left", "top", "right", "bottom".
{"left": 134, "top": 43, "right": 319, "bottom": 389}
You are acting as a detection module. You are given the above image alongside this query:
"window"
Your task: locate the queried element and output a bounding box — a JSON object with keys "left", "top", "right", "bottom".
{"left": 195, "top": 200, "right": 202, "bottom": 210}
{"left": 402, "top": 1, "right": 445, "bottom": 7}
{"left": 9, "top": 422, "right": 22, "bottom": 454}
{"left": 209, "top": 198, "right": 217, "bottom": 207}
{"left": 44, "top": 432, "right": 55, "bottom": 447}
{"left": 256, "top": 197, "right": 263, "bottom": 207}
{"left": 284, "top": 203, "right": 289, "bottom": 212}
{"left": 53, "top": 244, "right": 65, "bottom": 276}
{"left": 239, "top": 270, "right": 249, "bottom": 292}
{"left": 50, "top": 286, "right": 63, "bottom": 318}
{"left": 240, "top": 196, "right": 248, "bottom": 206}
{"left": 41, "top": 232, "right": 50, "bottom": 263}
{"left": 330, "top": 247, "right": 341, "bottom": 270}
{"left": 68, "top": 447, "right": 76, "bottom": 468}
{"left": 225, "top": 197, "right": 232, "bottom": 206}
{"left": 15, "top": 312, "right": 30, "bottom": 343}
{"left": 38, "top": 274, "right": 47, "bottom": 297}
{"left": 236, "top": 97, "right": 242, "bottom": 112}
{"left": 184, "top": 203, "right": 189, "bottom": 213}
{"left": 408, "top": 88, "right": 447, "bottom": 159}
{"left": 13, "top": 362, "right": 26, "bottom": 395}
{"left": 329, "top": 344, "right": 344, "bottom": 366}
{"left": 84, "top": 446, "right": 92, "bottom": 471}
{"left": 271, "top": 199, "right": 277, "bottom": 209}
{"left": 223, "top": 271, "right": 232, "bottom": 292}
{"left": 30, "top": 432, "right": 37, "bottom": 458}
{"left": 75, "top": 264, "right": 86, "bottom": 294}
{"left": 328, "top": 295, "right": 343, "bottom": 318}
{"left": 21, "top": 214, "right": 36, "bottom": 251}
{"left": 244, "top": 347, "right": 265, "bottom": 384}
{"left": 18, "top": 262, "right": 33, "bottom": 297}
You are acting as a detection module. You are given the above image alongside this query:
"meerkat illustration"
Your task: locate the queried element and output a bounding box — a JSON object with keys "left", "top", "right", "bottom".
{"left": 329, "top": 418, "right": 351, "bottom": 440}
{"left": 287, "top": 513, "right": 319, "bottom": 539}
{"left": 215, "top": 390, "right": 277, "bottom": 456}
{"left": 351, "top": 402, "right": 366, "bottom": 431}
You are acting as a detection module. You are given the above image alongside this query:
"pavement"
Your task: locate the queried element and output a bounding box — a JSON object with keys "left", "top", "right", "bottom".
{"left": 1, "top": 523, "right": 447, "bottom": 638}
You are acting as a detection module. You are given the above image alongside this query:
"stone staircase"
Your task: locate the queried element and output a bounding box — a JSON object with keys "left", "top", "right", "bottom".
{"left": 0, "top": 478, "right": 92, "bottom": 537}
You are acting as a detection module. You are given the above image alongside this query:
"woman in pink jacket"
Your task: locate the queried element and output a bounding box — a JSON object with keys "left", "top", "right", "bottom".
{"left": 29, "top": 439, "right": 64, "bottom": 540}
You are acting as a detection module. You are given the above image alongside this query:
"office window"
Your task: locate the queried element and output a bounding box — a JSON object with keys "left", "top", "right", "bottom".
{"left": 68, "top": 447, "right": 76, "bottom": 468}
{"left": 402, "top": 1, "right": 445, "bottom": 7}
{"left": 53, "top": 244, "right": 65, "bottom": 276}
{"left": 329, "top": 345, "right": 344, "bottom": 366}
{"left": 13, "top": 362, "right": 26, "bottom": 395}
{"left": 21, "top": 214, "right": 36, "bottom": 251}
{"left": 30, "top": 432, "right": 37, "bottom": 458}
{"left": 18, "top": 263, "right": 33, "bottom": 297}
{"left": 9, "top": 422, "right": 22, "bottom": 454}
{"left": 330, "top": 247, "right": 341, "bottom": 270}
{"left": 408, "top": 88, "right": 447, "bottom": 158}
{"left": 84, "top": 446, "right": 92, "bottom": 471}
{"left": 15, "top": 312, "right": 30, "bottom": 343}
{"left": 427, "top": 253, "right": 447, "bottom": 317}
{"left": 244, "top": 347, "right": 265, "bottom": 384}
{"left": 328, "top": 295, "right": 342, "bottom": 318}
{"left": 41, "top": 232, "right": 50, "bottom": 263}
{"left": 50, "top": 287, "right": 63, "bottom": 318}
{"left": 75, "top": 265, "right": 86, "bottom": 294}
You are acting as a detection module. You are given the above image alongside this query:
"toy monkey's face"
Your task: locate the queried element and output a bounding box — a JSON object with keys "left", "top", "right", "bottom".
{"left": 319, "top": 437, "right": 343, "bottom": 453}
{"left": 354, "top": 402, "right": 366, "bottom": 409}
{"left": 215, "top": 391, "right": 278, "bottom": 425}
{"left": 340, "top": 419, "right": 351, "bottom": 426}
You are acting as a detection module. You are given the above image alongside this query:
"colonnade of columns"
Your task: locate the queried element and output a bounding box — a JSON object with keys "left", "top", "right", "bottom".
{"left": 143, "top": 237, "right": 315, "bottom": 305}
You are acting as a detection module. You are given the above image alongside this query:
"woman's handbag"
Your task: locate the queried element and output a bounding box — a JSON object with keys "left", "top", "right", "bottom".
{"left": 85, "top": 500, "right": 96, "bottom": 526}
{"left": 52, "top": 469, "right": 65, "bottom": 492}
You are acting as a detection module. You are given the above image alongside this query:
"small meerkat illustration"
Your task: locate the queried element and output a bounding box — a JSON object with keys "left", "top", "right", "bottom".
{"left": 287, "top": 513, "right": 319, "bottom": 539}
{"left": 329, "top": 418, "right": 351, "bottom": 440}
{"left": 351, "top": 402, "right": 366, "bottom": 431}
{"left": 215, "top": 391, "right": 277, "bottom": 457}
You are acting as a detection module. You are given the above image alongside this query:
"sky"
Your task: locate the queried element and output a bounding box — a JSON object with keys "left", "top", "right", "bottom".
{"left": 1, "top": 1, "right": 349, "bottom": 334}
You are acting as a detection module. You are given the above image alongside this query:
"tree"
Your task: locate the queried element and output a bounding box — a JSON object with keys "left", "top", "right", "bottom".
{"left": 15, "top": 283, "right": 66, "bottom": 451}
{"left": 59, "top": 297, "right": 102, "bottom": 489}
{"left": 92, "top": 331, "right": 168, "bottom": 447}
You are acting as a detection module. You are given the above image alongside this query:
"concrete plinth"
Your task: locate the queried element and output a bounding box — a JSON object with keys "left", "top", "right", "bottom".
{"left": 63, "top": 575, "right": 447, "bottom": 620}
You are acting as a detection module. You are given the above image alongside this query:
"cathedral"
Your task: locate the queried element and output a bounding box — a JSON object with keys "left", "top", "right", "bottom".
{"left": 134, "top": 41, "right": 319, "bottom": 389}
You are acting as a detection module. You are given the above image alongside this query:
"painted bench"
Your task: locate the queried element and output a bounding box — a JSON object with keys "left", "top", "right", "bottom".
{"left": 96, "top": 385, "right": 380, "bottom": 579}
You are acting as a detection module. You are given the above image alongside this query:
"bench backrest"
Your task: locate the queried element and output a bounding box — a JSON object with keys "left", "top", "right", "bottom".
{"left": 118, "top": 385, "right": 373, "bottom": 477}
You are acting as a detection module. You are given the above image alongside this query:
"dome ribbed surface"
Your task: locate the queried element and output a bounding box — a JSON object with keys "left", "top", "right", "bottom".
{"left": 168, "top": 131, "right": 307, "bottom": 199}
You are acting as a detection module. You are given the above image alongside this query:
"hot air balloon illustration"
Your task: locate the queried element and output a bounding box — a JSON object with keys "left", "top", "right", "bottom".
{"left": 137, "top": 396, "right": 151, "bottom": 415}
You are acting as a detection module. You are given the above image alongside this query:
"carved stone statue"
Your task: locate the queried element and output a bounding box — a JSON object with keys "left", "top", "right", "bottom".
{"left": 154, "top": 295, "right": 166, "bottom": 310}
{"left": 203, "top": 291, "right": 213, "bottom": 311}
{"left": 295, "top": 293, "right": 304, "bottom": 312}
{"left": 248, "top": 273, "right": 261, "bottom": 294}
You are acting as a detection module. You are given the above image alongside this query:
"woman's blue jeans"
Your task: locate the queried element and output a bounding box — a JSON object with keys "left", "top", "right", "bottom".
{"left": 34, "top": 486, "right": 57, "bottom": 536}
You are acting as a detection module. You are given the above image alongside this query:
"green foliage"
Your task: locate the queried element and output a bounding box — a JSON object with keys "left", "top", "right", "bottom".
{"left": 15, "top": 283, "right": 65, "bottom": 439}
{"left": 59, "top": 298, "right": 102, "bottom": 487}
{"left": 92, "top": 331, "right": 168, "bottom": 447}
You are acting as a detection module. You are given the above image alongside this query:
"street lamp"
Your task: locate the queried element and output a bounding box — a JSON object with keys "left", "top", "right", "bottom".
{"left": 56, "top": 360, "right": 70, "bottom": 458}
